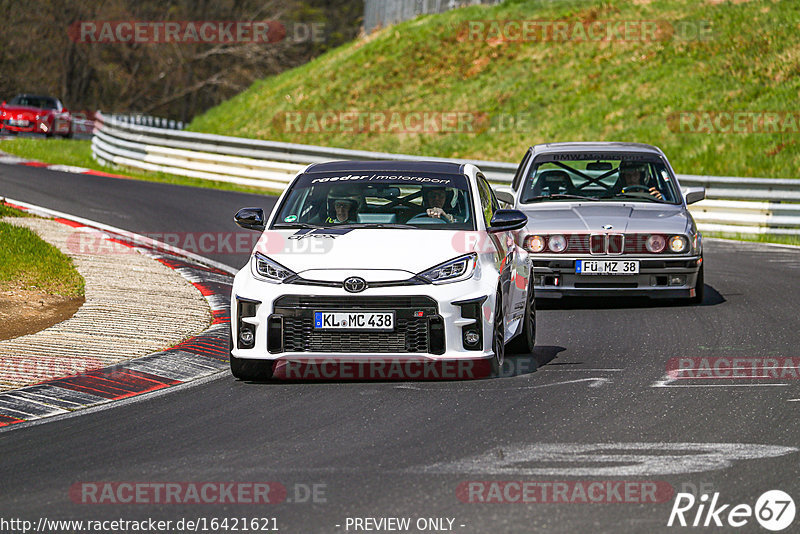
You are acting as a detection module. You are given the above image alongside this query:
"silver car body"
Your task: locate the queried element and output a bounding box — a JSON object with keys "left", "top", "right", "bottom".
{"left": 497, "top": 142, "right": 704, "bottom": 299}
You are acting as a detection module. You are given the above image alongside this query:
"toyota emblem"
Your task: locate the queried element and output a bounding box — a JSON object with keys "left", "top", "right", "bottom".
{"left": 343, "top": 277, "right": 367, "bottom": 293}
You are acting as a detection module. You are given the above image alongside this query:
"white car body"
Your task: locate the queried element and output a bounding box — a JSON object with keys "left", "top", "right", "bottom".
{"left": 229, "top": 160, "right": 534, "bottom": 380}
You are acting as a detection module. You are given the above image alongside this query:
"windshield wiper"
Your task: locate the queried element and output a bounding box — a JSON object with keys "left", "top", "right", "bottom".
{"left": 272, "top": 222, "right": 325, "bottom": 229}
{"left": 336, "top": 223, "right": 417, "bottom": 229}
{"left": 525, "top": 194, "right": 599, "bottom": 202}
{"left": 601, "top": 193, "right": 668, "bottom": 203}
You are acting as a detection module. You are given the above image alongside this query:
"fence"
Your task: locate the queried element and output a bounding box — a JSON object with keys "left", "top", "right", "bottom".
{"left": 364, "top": 0, "right": 503, "bottom": 33}
{"left": 91, "top": 111, "right": 800, "bottom": 236}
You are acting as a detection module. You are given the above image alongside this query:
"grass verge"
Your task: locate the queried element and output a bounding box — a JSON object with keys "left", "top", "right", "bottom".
{"left": 0, "top": 138, "right": 279, "bottom": 196}
{"left": 189, "top": 0, "right": 800, "bottom": 179}
{"left": 0, "top": 214, "right": 85, "bottom": 297}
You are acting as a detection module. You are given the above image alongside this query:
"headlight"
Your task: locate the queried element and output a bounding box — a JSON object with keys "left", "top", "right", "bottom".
{"left": 548, "top": 234, "right": 567, "bottom": 253}
{"left": 418, "top": 253, "right": 477, "bottom": 284}
{"left": 669, "top": 235, "right": 688, "bottom": 253}
{"left": 525, "top": 235, "right": 546, "bottom": 253}
{"left": 646, "top": 234, "right": 666, "bottom": 253}
{"left": 251, "top": 252, "right": 295, "bottom": 283}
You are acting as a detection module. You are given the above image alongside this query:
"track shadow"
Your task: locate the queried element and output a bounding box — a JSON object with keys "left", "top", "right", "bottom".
{"left": 239, "top": 346, "right": 568, "bottom": 384}
{"left": 497, "top": 345, "right": 567, "bottom": 378}
{"left": 534, "top": 284, "right": 725, "bottom": 310}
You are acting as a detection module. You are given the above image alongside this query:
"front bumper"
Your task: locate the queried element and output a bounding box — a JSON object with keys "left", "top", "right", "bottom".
{"left": 531, "top": 255, "right": 702, "bottom": 299}
{"left": 230, "top": 268, "right": 500, "bottom": 362}
{"left": 1, "top": 119, "right": 37, "bottom": 133}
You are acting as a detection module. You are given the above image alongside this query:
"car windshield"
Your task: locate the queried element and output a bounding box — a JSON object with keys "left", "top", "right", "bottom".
{"left": 9, "top": 95, "right": 58, "bottom": 109}
{"left": 521, "top": 155, "right": 681, "bottom": 204}
{"left": 272, "top": 171, "right": 475, "bottom": 230}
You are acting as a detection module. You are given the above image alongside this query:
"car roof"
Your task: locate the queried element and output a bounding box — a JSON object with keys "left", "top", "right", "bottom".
{"left": 532, "top": 141, "right": 665, "bottom": 157}
{"left": 13, "top": 94, "right": 58, "bottom": 100}
{"left": 304, "top": 160, "right": 466, "bottom": 175}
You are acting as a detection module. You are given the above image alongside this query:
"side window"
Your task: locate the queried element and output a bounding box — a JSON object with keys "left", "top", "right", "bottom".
{"left": 511, "top": 149, "right": 532, "bottom": 191}
{"left": 477, "top": 175, "right": 494, "bottom": 228}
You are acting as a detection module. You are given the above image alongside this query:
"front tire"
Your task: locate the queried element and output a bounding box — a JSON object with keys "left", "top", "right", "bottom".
{"left": 691, "top": 263, "right": 705, "bottom": 304}
{"left": 229, "top": 327, "right": 273, "bottom": 381}
{"left": 490, "top": 291, "right": 505, "bottom": 376}
{"left": 508, "top": 287, "right": 536, "bottom": 354}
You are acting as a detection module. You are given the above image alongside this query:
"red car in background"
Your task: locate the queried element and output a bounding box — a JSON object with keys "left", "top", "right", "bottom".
{"left": 0, "top": 94, "right": 72, "bottom": 137}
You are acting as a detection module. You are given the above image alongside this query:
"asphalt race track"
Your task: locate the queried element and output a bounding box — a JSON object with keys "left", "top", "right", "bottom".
{"left": 2, "top": 163, "right": 800, "bottom": 533}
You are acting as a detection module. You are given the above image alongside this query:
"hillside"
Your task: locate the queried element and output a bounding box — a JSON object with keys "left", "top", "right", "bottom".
{"left": 188, "top": 0, "right": 800, "bottom": 179}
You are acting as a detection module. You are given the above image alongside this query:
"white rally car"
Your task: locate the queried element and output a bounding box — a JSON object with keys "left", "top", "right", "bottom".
{"left": 229, "top": 160, "right": 535, "bottom": 380}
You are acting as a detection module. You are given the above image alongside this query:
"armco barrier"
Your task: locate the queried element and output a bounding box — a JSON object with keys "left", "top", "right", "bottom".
{"left": 91, "top": 112, "right": 800, "bottom": 235}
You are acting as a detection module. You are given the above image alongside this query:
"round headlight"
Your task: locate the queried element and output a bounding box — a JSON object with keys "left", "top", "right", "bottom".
{"left": 669, "top": 235, "right": 688, "bottom": 253}
{"left": 526, "top": 235, "right": 546, "bottom": 253}
{"left": 548, "top": 234, "right": 567, "bottom": 253}
{"left": 646, "top": 234, "right": 666, "bottom": 253}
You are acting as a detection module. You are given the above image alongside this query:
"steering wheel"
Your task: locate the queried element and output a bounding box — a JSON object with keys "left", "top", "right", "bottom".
{"left": 407, "top": 212, "right": 447, "bottom": 224}
{"left": 621, "top": 184, "right": 651, "bottom": 193}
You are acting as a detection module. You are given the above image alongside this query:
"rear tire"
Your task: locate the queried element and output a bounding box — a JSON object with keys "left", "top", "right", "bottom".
{"left": 229, "top": 327, "right": 273, "bottom": 381}
{"left": 490, "top": 291, "right": 505, "bottom": 376}
{"left": 508, "top": 288, "right": 536, "bottom": 355}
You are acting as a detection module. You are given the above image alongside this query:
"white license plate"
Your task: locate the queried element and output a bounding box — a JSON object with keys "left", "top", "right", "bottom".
{"left": 576, "top": 260, "right": 639, "bottom": 275}
{"left": 8, "top": 119, "right": 28, "bottom": 126}
{"left": 314, "top": 311, "right": 395, "bottom": 331}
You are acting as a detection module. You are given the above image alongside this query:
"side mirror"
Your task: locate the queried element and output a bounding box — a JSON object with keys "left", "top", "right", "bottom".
{"left": 683, "top": 187, "right": 706, "bottom": 205}
{"left": 489, "top": 209, "right": 528, "bottom": 233}
{"left": 493, "top": 186, "right": 516, "bottom": 207}
{"left": 234, "top": 207, "right": 266, "bottom": 231}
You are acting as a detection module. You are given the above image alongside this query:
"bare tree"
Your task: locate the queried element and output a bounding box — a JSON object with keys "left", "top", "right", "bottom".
{"left": 0, "top": 0, "right": 362, "bottom": 122}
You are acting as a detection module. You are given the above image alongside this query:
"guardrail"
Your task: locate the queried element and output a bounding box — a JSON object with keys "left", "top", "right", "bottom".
{"left": 92, "top": 111, "right": 800, "bottom": 235}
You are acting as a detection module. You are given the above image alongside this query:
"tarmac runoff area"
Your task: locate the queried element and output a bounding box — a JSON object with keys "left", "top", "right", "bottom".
{"left": 0, "top": 217, "right": 212, "bottom": 391}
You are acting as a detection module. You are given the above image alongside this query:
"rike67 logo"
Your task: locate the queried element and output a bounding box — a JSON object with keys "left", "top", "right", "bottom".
{"left": 668, "top": 490, "right": 795, "bottom": 531}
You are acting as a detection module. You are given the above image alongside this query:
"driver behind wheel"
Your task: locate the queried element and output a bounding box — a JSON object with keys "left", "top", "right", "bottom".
{"left": 422, "top": 186, "right": 456, "bottom": 222}
{"left": 325, "top": 187, "right": 362, "bottom": 224}
{"left": 614, "top": 162, "right": 663, "bottom": 200}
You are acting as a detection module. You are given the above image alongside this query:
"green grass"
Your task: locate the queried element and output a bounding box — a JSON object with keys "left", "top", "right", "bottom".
{"left": 0, "top": 203, "right": 31, "bottom": 217}
{"left": 0, "top": 138, "right": 278, "bottom": 196}
{"left": 705, "top": 231, "right": 800, "bottom": 247}
{"left": 0, "top": 219, "right": 85, "bottom": 297}
{"left": 189, "top": 0, "right": 800, "bottom": 179}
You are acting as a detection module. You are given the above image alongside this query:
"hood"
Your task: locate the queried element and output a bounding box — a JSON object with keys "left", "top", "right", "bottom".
{"left": 259, "top": 228, "right": 475, "bottom": 279}
{"left": 521, "top": 202, "right": 690, "bottom": 235}
{"left": 1, "top": 105, "right": 49, "bottom": 115}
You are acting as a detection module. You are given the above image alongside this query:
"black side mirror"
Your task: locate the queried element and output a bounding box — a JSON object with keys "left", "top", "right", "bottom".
{"left": 489, "top": 209, "right": 527, "bottom": 233}
{"left": 234, "top": 207, "right": 266, "bottom": 231}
